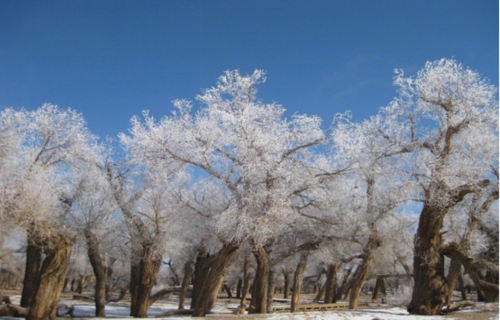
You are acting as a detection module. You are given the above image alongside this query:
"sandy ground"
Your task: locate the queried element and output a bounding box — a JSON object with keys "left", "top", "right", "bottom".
{"left": 1, "top": 289, "right": 498, "bottom": 319}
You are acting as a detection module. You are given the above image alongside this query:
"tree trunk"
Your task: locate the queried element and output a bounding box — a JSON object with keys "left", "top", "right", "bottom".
{"left": 313, "top": 282, "right": 326, "bottom": 303}
{"left": 266, "top": 269, "right": 275, "bottom": 312}
{"left": 178, "top": 261, "right": 193, "bottom": 310}
{"left": 484, "top": 270, "right": 498, "bottom": 302}
{"left": 372, "top": 276, "right": 386, "bottom": 302}
{"left": 192, "top": 243, "right": 239, "bottom": 317}
{"left": 283, "top": 271, "right": 290, "bottom": 299}
{"left": 129, "top": 247, "right": 162, "bottom": 318}
{"left": 324, "top": 264, "right": 338, "bottom": 304}
{"left": 20, "top": 238, "right": 42, "bottom": 308}
{"left": 457, "top": 273, "right": 467, "bottom": 300}
{"left": 236, "top": 279, "right": 242, "bottom": 299}
{"left": 291, "top": 251, "right": 308, "bottom": 312}
{"left": 441, "top": 242, "right": 499, "bottom": 302}
{"left": 190, "top": 249, "right": 211, "bottom": 310}
{"left": 349, "top": 235, "right": 379, "bottom": 309}
{"left": 335, "top": 267, "right": 352, "bottom": 302}
{"left": 76, "top": 273, "right": 88, "bottom": 294}
{"left": 239, "top": 255, "right": 251, "bottom": 306}
{"left": 84, "top": 229, "right": 106, "bottom": 317}
{"left": 27, "top": 235, "right": 74, "bottom": 320}
{"left": 445, "top": 258, "right": 462, "bottom": 306}
{"left": 408, "top": 204, "right": 449, "bottom": 315}
{"left": 249, "top": 245, "right": 269, "bottom": 314}
{"left": 207, "top": 268, "right": 228, "bottom": 311}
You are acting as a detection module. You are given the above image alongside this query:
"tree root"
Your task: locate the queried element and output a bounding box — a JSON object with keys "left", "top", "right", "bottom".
{"left": 443, "top": 301, "right": 476, "bottom": 313}
{"left": 0, "top": 304, "right": 29, "bottom": 317}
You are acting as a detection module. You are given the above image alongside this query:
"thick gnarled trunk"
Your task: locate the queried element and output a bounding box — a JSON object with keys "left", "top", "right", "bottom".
{"left": 192, "top": 243, "right": 239, "bottom": 317}
{"left": 27, "top": 235, "right": 74, "bottom": 320}
{"left": 408, "top": 205, "right": 448, "bottom": 315}
{"left": 129, "top": 247, "right": 162, "bottom": 318}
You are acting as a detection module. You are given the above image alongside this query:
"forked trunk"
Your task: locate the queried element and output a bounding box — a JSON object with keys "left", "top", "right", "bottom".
{"left": 20, "top": 238, "right": 42, "bottom": 308}
{"left": 27, "top": 235, "right": 74, "bottom": 320}
{"left": 291, "top": 251, "right": 308, "bottom": 312}
{"left": 192, "top": 243, "right": 239, "bottom": 317}
{"left": 324, "top": 264, "right": 338, "bottom": 303}
{"left": 249, "top": 245, "right": 269, "bottom": 314}
{"left": 408, "top": 205, "right": 448, "bottom": 315}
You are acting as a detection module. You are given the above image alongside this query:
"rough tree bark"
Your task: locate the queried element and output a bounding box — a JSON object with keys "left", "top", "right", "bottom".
{"left": 249, "top": 245, "right": 269, "bottom": 314}
{"left": 408, "top": 180, "right": 490, "bottom": 315}
{"left": 290, "top": 251, "right": 309, "bottom": 312}
{"left": 20, "top": 238, "right": 42, "bottom": 308}
{"left": 192, "top": 243, "right": 239, "bottom": 317}
{"left": 27, "top": 235, "right": 75, "bottom": 320}
{"left": 207, "top": 264, "right": 233, "bottom": 311}
{"left": 407, "top": 201, "right": 451, "bottom": 315}
{"left": 84, "top": 228, "right": 107, "bottom": 317}
{"left": 129, "top": 247, "right": 162, "bottom": 318}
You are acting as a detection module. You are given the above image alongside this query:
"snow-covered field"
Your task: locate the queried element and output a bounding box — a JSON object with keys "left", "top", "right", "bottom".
{"left": 3, "top": 294, "right": 499, "bottom": 320}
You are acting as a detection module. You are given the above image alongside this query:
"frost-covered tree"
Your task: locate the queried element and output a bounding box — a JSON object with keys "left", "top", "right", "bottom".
{"left": 121, "top": 70, "right": 331, "bottom": 316}
{"left": 0, "top": 104, "right": 99, "bottom": 320}
{"left": 68, "top": 162, "right": 118, "bottom": 317}
{"left": 371, "top": 59, "right": 498, "bottom": 315}
{"left": 101, "top": 155, "right": 187, "bottom": 318}
{"left": 326, "top": 113, "right": 416, "bottom": 309}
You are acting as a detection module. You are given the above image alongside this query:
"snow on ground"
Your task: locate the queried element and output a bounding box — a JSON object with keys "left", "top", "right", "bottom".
{"left": 3, "top": 294, "right": 499, "bottom": 319}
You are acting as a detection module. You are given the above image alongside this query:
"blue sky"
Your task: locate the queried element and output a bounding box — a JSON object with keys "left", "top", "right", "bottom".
{"left": 1, "top": 1, "right": 498, "bottom": 140}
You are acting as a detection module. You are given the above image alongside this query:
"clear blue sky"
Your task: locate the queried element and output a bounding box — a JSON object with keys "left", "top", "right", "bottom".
{"left": 1, "top": 0, "right": 498, "bottom": 140}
